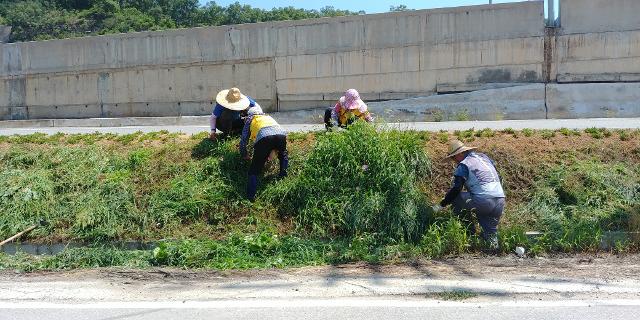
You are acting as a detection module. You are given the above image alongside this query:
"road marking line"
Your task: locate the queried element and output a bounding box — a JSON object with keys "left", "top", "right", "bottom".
{"left": 2, "top": 299, "right": 640, "bottom": 309}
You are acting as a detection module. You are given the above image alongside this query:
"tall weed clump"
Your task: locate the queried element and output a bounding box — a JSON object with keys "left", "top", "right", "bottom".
{"left": 0, "top": 146, "right": 141, "bottom": 241}
{"left": 521, "top": 161, "right": 639, "bottom": 252}
{"left": 0, "top": 139, "right": 244, "bottom": 241}
{"left": 266, "top": 121, "right": 431, "bottom": 241}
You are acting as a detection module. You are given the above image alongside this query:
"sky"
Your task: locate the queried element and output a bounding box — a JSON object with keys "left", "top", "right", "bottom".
{"left": 198, "top": 0, "right": 556, "bottom": 16}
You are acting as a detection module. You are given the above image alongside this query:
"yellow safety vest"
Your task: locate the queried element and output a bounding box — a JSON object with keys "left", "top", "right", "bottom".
{"left": 250, "top": 115, "right": 279, "bottom": 140}
{"left": 338, "top": 108, "right": 368, "bottom": 126}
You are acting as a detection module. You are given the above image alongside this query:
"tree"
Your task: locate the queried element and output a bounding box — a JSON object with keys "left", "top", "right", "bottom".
{"left": 320, "top": 6, "right": 363, "bottom": 17}
{"left": 102, "top": 7, "right": 156, "bottom": 33}
{"left": 52, "top": 0, "right": 95, "bottom": 10}
{"left": 1, "top": 0, "right": 366, "bottom": 42}
{"left": 158, "top": 0, "right": 198, "bottom": 27}
{"left": 390, "top": 5, "right": 411, "bottom": 12}
{"left": 389, "top": 5, "right": 409, "bottom": 12}
{"left": 196, "top": 1, "right": 225, "bottom": 26}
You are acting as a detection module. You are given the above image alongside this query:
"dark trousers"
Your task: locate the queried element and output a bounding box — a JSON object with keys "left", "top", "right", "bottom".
{"left": 217, "top": 118, "right": 244, "bottom": 137}
{"left": 247, "top": 134, "right": 288, "bottom": 200}
{"left": 452, "top": 192, "right": 505, "bottom": 240}
{"left": 324, "top": 108, "right": 357, "bottom": 129}
{"left": 249, "top": 134, "right": 288, "bottom": 176}
{"left": 324, "top": 108, "right": 334, "bottom": 128}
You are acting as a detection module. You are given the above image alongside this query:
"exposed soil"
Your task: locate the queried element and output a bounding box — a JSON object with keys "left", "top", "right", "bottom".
{"left": 3, "top": 253, "right": 639, "bottom": 283}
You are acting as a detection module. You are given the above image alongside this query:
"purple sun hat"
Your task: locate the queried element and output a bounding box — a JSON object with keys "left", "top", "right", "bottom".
{"left": 339, "top": 89, "right": 363, "bottom": 110}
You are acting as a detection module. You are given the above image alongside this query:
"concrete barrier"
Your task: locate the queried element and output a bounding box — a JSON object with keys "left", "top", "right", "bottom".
{"left": 0, "top": 1, "right": 545, "bottom": 120}
{"left": 559, "top": 0, "right": 640, "bottom": 34}
{"left": 368, "top": 84, "right": 547, "bottom": 122}
{"left": 555, "top": 0, "right": 640, "bottom": 83}
{"left": 2, "top": 0, "right": 640, "bottom": 120}
{"left": 547, "top": 82, "right": 640, "bottom": 119}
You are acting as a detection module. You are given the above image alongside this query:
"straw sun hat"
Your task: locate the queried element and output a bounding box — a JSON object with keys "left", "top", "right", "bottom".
{"left": 215, "top": 87, "right": 251, "bottom": 111}
{"left": 446, "top": 140, "right": 477, "bottom": 158}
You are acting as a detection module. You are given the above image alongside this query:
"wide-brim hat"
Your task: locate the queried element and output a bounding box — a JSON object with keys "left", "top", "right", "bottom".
{"left": 340, "top": 88, "right": 363, "bottom": 110}
{"left": 340, "top": 97, "right": 365, "bottom": 110}
{"left": 216, "top": 87, "right": 251, "bottom": 111}
{"left": 446, "top": 140, "right": 477, "bottom": 158}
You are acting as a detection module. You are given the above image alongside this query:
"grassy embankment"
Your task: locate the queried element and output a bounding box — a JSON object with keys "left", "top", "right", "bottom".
{"left": 0, "top": 123, "right": 639, "bottom": 271}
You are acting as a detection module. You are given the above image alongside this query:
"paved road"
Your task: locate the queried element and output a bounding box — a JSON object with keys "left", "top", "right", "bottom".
{"left": 1, "top": 118, "right": 639, "bottom": 135}
{"left": 2, "top": 299, "right": 640, "bottom": 320}
{"left": 2, "top": 256, "right": 640, "bottom": 319}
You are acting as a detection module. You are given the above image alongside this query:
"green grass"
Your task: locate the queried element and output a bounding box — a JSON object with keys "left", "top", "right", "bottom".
{"left": 264, "top": 121, "right": 432, "bottom": 242}
{"left": 433, "top": 291, "right": 479, "bottom": 301}
{"left": 0, "top": 127, "right": 639, "bottom": 271}
{"left": 584, "top": 127, "right": 612, "bottom": 139}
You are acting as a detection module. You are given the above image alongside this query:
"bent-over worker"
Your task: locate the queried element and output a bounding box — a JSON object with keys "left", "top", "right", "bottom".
{"left": 324, "top": 89, "right": 373, "bottom": 130}
{"left": 239, "top": 108, "right": 288, "bottom": 201}
{"left": 210, "top": 87, "right": 262, "bottom": 140}
{"left": 434, "top": 140, "right": 506, "bottom": 250}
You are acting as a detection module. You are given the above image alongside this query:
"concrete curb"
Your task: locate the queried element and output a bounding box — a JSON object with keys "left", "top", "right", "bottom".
{"left": 0, "top": 116, "right": 211, "bottom": 129}
{"left": 0, "top": 241, "right": 158, "bottom": 255}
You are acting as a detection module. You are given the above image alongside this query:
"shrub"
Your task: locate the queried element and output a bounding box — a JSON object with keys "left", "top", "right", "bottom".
{"left": 454, "top": 110, "right": 471, "bottom": 121}
{"left": 498, "top": 226, "right": 529, "bottom": 254}
{"left": 265, "top": 121, "right": 431, "bottom": 241}
{"left": 152, "top": 232, "right": 329, "bottom": 269}
{"left": 540, "top": 130, "right": 555, "bottom": 140}
{"left": 501, "top": 128, "right": 515, "bottom": 135}
{"left": 421, "top": 218, "right": 469, "bottom": 258}
{"left": 522, "top": 161, "right": 639, "bottom": 234}
{"left": 585, "top": 127, "right": 612, "bottom": 139}
{"left": 475, "top": 128, "right": 495, "bottom": 138}
{"left": 454, "top": 128, "right": 475, "bottom": 142}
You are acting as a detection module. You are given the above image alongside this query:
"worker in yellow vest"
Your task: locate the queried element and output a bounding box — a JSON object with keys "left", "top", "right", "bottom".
{"left": 324, "top": 89, "right": 373, "bottom": 129}
{"left": 239, "top": 108, "right": 288, "bottom": 201}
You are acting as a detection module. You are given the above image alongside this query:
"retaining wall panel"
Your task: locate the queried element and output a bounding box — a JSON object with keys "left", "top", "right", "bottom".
{"left": 560, "top": 0, "right": 640, "bottom": 34}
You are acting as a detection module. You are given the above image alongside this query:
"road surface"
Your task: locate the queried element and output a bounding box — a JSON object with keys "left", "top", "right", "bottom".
{"left": 2, "top": 255, "right": 640, "bottom": 319}
{"left": 2, "top": 299, "right": 640, "bottom": 320}
{"left": 1, "top": 118, "right": 639, "bottom": 135}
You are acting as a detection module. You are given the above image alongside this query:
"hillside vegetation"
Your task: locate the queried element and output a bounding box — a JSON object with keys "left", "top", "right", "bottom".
{"left": 0, "top": 0, "right": 363, "bottom": 42}
{"left": 0, "top": 125, "right": 639, "bottom": 270}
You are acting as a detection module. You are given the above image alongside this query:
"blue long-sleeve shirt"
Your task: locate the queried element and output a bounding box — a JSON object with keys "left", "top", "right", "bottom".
{"left": 209, "top": 96, "right": 258, "bottom": 132}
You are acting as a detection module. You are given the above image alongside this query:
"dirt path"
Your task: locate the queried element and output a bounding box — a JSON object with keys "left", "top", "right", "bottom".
{"left": 3, "top": 253, "right": 639, "bottom": 283}
{"left": 2, "top": 254, "right": 640, "bottom": 303}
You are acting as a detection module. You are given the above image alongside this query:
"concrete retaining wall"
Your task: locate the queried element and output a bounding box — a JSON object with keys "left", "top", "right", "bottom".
{"left": 0, "top": 1, "right": 545, "bottom": 120}
{"left": 559, "top": 0, "right": 640, "bottom": 34}
{"left": 547, "top": 82, "right": 640, "bottom": 118}
{"left": 555, "top": 0, "right": 640, "bottom": 83}
{"left": 367, "top": 84, "right": 547, "bottom": 122}
{"left": 1, "top": 0, "right": 640, "bottom": 120}
{"left": 366, "top": 82, "right": 640, "bottom": 121}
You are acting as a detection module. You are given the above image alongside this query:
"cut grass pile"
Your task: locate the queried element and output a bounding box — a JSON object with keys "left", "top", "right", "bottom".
{"left": 0, "top": 125, "right": 639, "bottom": 271}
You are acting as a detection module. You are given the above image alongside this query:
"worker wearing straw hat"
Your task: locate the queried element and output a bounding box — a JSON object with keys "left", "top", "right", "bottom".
{"left": 324, "top": 89, "right": 373, "bottom": 130}
{"left": 433, "top": 140, "right": 506, "bottom": 251}
{"left": 210, "top": 87, "right": 262, "bottom": 141}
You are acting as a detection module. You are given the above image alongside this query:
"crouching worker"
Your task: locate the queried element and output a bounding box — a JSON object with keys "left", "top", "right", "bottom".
{"left": 324, "top": 89, "right": 373, "bottom": 130}
{"left": 240, "top": 108, "right": 288, "bottom": 201}
{"left": 433, "top": 140, "right": 506, "bottom": 251}
{"left": 210, "top": 87, "right": 262, "bottom": 141}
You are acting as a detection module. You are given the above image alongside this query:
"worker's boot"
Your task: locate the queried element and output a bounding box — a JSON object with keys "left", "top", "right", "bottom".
{"left": 482, "top": 233, "right": 500, "bottom": 254}
{"left": 247, "top": 175, "right": 258, "bottom": 202}
{"left": 279, "top": 156, "right": 289, "bottom": 178}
